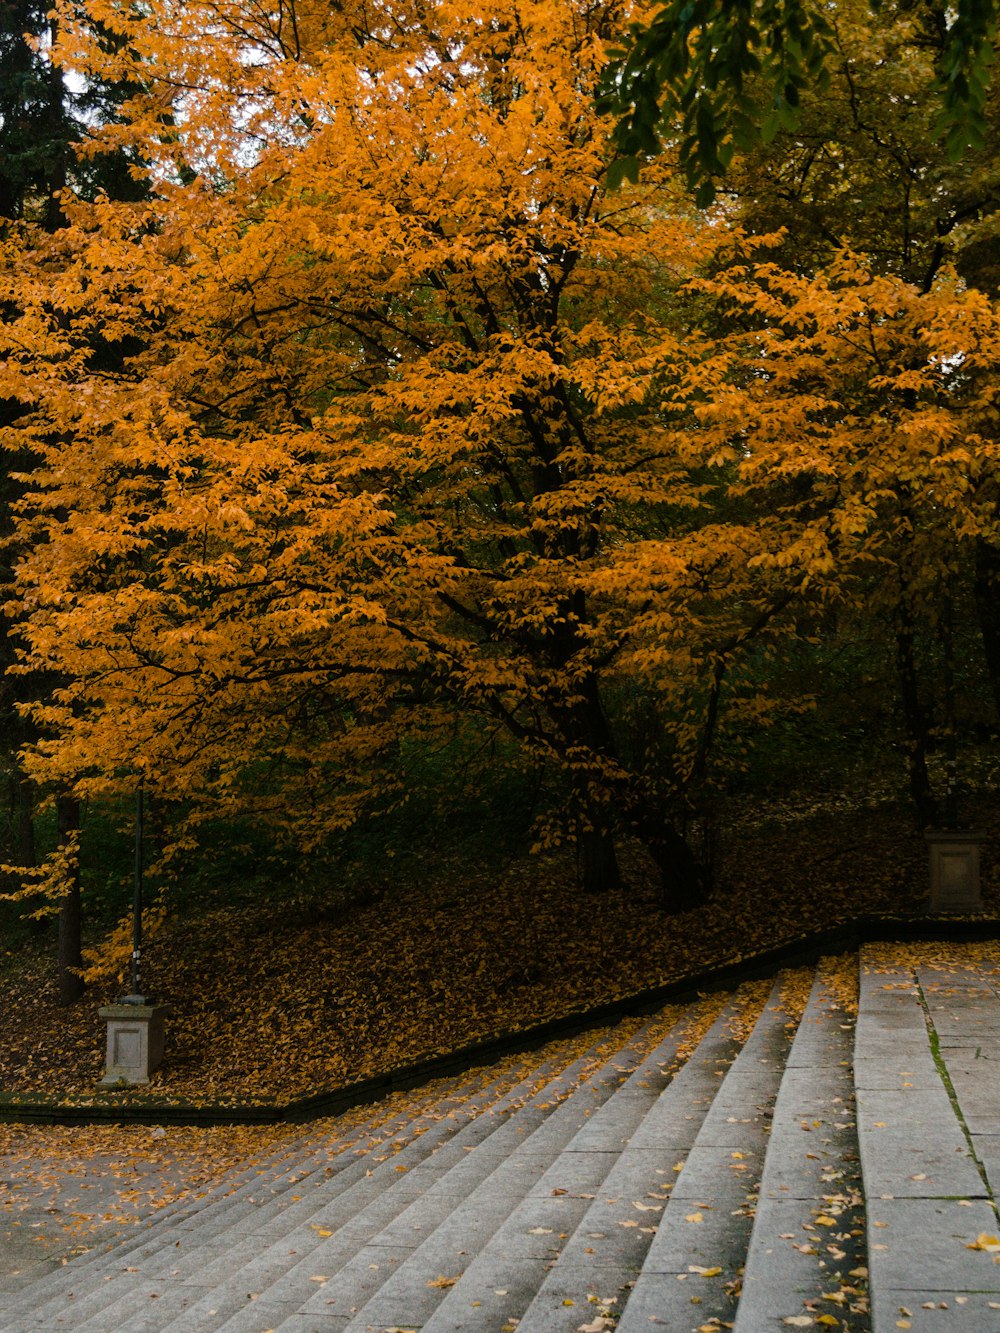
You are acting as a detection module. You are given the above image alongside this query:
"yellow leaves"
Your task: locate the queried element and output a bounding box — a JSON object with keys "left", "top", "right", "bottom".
{"left": 426, "top": 1274, "right": 460, "bottom": 1289}
{"left": 79, "top": 899, "right": 168, "bottom": 986}
{"left": 965, "top": 1232, "right": 1000, "bottom": 1253}
{"left": 0, "top": 834, "right": 81, "bottom": 909}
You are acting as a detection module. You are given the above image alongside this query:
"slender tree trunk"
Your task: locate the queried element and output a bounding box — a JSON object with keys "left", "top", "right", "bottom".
{"left": 974, "top": 535, "right": 1000, "bottom": 724}
{"left": 17, "top": 776, "right": 35, "bottom": 870}
{"left": 56, "top": 792, "right": 83, "bottom": 1006}
{"left": 16, "top": 776, "right": 46, "bottom": 936}
{"left": 895, "top": 611, "right": 937, "bottom": 829}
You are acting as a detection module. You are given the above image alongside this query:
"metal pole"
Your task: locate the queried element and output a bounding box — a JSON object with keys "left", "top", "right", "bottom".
{"left": 131, "top": 781, "right": 144, "bottom": 1000}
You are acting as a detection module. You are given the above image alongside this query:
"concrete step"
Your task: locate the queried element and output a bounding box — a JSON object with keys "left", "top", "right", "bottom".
{"left": 202, "top": 1008, "right": 693, "bottom": 1333}
{"left": 325, "top": 997, "right": 728, "bottom": 1333}
{"left": 856, "top": 952, "right": 1000, "bottom": 1333}
{"left": 0, "top": 1049, "right": 568, "bottom": 1330}
{"left": 5, "top": 1017, "right": 659, "bottom": 1332}
{"left": 613, "top": 976, "right": 796, "bottom": 1333}
{"left": 9, "top": 948, "right": 1000, "bottom": 1333}
{"left": 734, "top": 960, "right": 867, "bottom": 1332}
{"left": 476, "top": 992, "right": 755, "bottom": 1333}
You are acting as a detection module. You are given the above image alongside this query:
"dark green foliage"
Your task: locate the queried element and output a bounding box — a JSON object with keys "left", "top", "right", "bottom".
{"left": 0, "top": 1, "right": 146, "bottom": 225}
{"left": 599, "top": 0, "right": 996, "bottom": 203}
{"left": 0, "top": 2, "right": 70, "bottom": 225}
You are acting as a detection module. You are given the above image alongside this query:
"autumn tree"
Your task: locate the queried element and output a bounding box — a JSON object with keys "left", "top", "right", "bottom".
{"left": 712, "top": 0, "right": 1000, "bottom": 822}
{"left": 1, "top": 0, "right": 847, "bottom": 916}
{"left": 694, "top": 246, "right": 1000, "bottom": 825}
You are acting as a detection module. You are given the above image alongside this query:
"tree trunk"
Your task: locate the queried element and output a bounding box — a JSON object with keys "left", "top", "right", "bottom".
{"left": 974, "top": 535, "right": 1000, "bottom": 724}
{"left": 895, "top": 614, "right": 937, "bottom": 829}
{"left": 17, "top": 776, "right": 35, "bottom": 871}
{"left": 16, "top": 776, "right": 46, "bottom": 936}
{"left": 56, "top": 792, "right": 84, "bottom": 1006}
{"left": 579, "top": 823, "right": 621, "bottom": 894}
{"left": 558, "top": 666, "right": 624, "bottom": 894}
{"left": 645, "top": 821, "right": 708, "bottom": 915}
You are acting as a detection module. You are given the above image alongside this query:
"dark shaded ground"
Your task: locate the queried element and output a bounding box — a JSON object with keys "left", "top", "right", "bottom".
{"left": 0, "top": 792, "right": 996, "bottom": 1107}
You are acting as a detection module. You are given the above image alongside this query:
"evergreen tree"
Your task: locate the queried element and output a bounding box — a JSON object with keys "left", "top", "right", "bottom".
{"left": 0, "top": 2, "right": 145, "bottom": 1001}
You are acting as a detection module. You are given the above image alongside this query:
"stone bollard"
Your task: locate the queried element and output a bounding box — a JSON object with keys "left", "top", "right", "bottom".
{"left": 925, "top": 829, "right": 987, "bottom": 914}
{"left": 98, "top": 1000, "right": 171, "bottom": 1087}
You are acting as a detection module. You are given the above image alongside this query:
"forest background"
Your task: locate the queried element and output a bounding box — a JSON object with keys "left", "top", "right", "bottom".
{"left": 0, "top": 0, "right": 998, "bottom": 1101}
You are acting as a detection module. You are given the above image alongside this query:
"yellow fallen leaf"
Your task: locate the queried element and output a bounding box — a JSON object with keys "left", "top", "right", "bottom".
{"left": 688, "top": 1265, "right": 722, "bottom": 1277}
{"left": 814, "top": 1215, "right": 837, "bottom": 1227}
{"left": 967, "top": 1232, "right": 1000, "bottom": 1252}
{"left": 310, "top": 1227, "right": 333, "bottom": 1238}
{"left": 817, "top": 1318, "right": 839, "bottom": 1327}
{"left": 427, "top": 1275, "right": 459, "bottom": 1289}
{"left": 685, "top": 1212, "right": 704, "bottom": 1223}
{"left": 561, "top": 1298, "right": 574, "bottom": 1306}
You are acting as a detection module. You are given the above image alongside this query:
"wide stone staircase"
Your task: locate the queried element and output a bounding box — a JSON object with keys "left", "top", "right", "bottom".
{"left": 3, "top": 947, "right": 1000, "bottom": 1332}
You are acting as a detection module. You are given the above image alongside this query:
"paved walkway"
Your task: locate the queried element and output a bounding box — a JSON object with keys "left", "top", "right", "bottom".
{"left": 2, "top": 945, "right": 1000, "bottom": 1331}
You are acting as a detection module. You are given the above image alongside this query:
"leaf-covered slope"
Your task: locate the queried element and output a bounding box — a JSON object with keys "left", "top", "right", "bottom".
{"left": 1, "top": 796, "right": 995, "bottom": 1108}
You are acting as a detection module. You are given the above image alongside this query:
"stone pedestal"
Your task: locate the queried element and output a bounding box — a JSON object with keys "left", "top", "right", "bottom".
{"left": 98, "top": 1001, "right": 171, "bottom": 1087}
{"left": 925, "top": 829, "right": 986, "bottom": 913}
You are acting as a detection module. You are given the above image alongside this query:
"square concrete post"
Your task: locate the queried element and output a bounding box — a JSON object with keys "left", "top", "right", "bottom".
{"left": 98, "top": 1002, "right": 171, "bottom": 1086}
{"left": 925, "top": 829, "right": 986, "bottom": 913}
